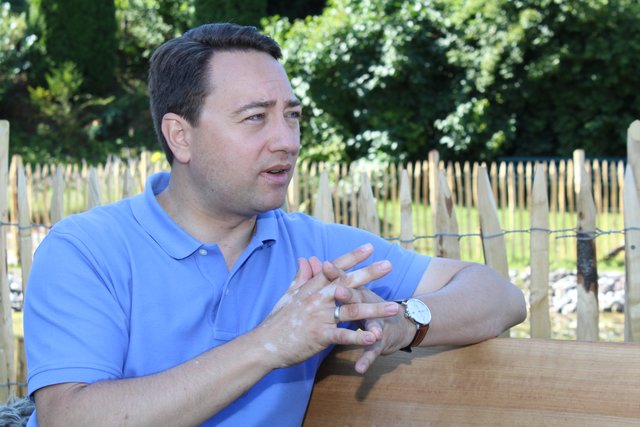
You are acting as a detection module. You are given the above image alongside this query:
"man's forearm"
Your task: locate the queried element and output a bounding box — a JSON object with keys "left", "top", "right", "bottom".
{"left": 35, "top": 329, "right": 274, "bottom": 427}
{"left": 416, "top": 263, "right": 526, "bottom": 347}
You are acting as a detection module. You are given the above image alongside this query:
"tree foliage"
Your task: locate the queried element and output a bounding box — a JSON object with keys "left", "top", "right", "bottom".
{"left": 36, "top": 0, "right": 118, "bottom": 95}
{"left": 268, "top": 0, "right": 459, "bottom": 162}
{"left": 0, "top": 3, "right": 35, "bottom": 99}
{"left": 193, "top": 0, "right": 266, "bottom": 27}
{"left": 1, "top": 0, "right": 639, "bottom": 164}
{"left": 268, "top": 0, "right": 640, "bottom": 162}
{"left": 438, "top": 0, "right": 640, "bottom": 160}
{"left": 27, "top": 62, "right": 115, "bottom": 162}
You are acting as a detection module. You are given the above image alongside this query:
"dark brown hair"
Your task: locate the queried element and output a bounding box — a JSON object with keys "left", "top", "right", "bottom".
{"left": 148, "top": 23, "right": 282, "bottom": 164}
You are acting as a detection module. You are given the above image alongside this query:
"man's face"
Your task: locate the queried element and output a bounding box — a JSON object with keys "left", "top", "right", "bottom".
{"left": 185, "top": 50, "right": 301, "bottom": 218}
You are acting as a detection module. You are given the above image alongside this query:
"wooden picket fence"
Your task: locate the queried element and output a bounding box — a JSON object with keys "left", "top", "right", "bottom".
{"left": 0, "top": 119, "right": 639, "bottom": 401}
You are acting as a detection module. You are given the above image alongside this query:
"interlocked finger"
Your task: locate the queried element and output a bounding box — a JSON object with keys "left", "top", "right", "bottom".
{"left": 331, "top": 243, "right": 374, "bottom": 271}
{"left": 329, "top": 260, "right": 392, "bottom": 289}
{"left": 333, "top": 305, "right": 342, "bottom": 323}
{"left": 332, "top": 301, "right": 399, "bottom": 324}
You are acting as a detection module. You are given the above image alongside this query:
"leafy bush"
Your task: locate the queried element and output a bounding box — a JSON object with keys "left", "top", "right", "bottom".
{"left": 268, "top": 0, "right": 640, "bottom": 162}
{"left": 267, "top": 0, "right": 459, "bottom": 162}
{"left": 0, "top": 3, "right": 35, "bottom": 99}
{"left": 193, "top": 0, "right": 266, "bottom": 27}
{"left": 36, "top": 0, "right": 118, "bottom": 95}
{"left": 27, "top": 62, "right": 114, "bottom": 162}
{"left": 439, "top": 0, "right": 640, "bottom": 160}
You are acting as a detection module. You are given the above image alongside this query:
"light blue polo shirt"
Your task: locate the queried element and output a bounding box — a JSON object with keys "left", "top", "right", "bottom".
{"left": 24, "top": 172, "right": 430, "bottom": 426}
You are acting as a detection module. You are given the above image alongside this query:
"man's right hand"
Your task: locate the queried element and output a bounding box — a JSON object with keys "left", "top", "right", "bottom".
{"left": 256, "top": 243, "right": 399, "bottom": 369}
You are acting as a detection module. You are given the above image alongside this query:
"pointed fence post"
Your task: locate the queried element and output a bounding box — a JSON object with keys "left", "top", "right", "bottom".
{"left": 287, "top": 160, "right": 300, "bottom": 213}
{"left": 428, "top": 150, "right": 439, "bottom": 226}
{"left": 435, "top": 171, "right": 460, "bottom": 260}
{"left": 0, "top": 120, "right": 14, "bottom": 399}
{"left": 576, "top": 159, "right": 599, "bottom": 341}
{"left": 313, "top": 171, "right": 334, "bottom": 223}
{"left": 50, "top": 167, "right": 65, "bottom": 225}
{"left": 623, "top": 166, "right": 640, "bottom": 342}
{"left": 123, "top": 164, "right": 136, "bottom": 199}
{"left": 625, "top": 120, "right": 640, "bottom": 342}
{"left": 399, "top": 170, "right": 413, "bottom": 250}
{"left": 530, "top": 163, "right": 551, "bottom": 338}
{"left": 476, "top": 166, "right": 510, "bottom": 337}
{"left": 357, "top": 173, "right": 380, "bottom": 235}
{"left": 17, "top": 167, "right": 33, "bottom": 297}
{"left": 88, "top": 167, "right": 102, "bottom": 209}
{"left": 627, "top": 120, "right": 640, "bottom": 197}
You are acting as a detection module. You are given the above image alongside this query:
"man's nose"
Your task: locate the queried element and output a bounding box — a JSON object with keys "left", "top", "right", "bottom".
{"left": 269, "top": 117, "right": 301, "bottom": 154}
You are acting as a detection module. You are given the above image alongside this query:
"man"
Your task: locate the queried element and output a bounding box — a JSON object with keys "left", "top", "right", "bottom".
{"left": 24, "top": 23, "right": 526, "bottom": 426}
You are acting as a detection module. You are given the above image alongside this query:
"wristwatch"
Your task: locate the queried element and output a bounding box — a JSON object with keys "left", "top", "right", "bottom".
{"left": 397, "top": 298, "right": 431, "bottom": 352}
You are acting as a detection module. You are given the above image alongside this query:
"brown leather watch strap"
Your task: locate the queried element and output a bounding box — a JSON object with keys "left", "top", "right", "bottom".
{"left": 400, "top": 323, "right": 430, "bottom": 353}
{"left": 410, "top": 323, "right": 429, "bottom": 347}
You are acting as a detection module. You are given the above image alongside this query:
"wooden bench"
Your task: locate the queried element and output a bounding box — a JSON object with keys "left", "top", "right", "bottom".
{"left": 303, "top": 338, "right": 640, "bottom": 426}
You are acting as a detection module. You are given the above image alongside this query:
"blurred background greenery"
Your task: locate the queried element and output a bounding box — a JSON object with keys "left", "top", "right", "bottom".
{"left": 1, "top": 0, "right": 639, "bottom": 165}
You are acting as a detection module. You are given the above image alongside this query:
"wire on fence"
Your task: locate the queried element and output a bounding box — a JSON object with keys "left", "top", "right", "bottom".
{"left": 2, "top": 221, "right": 638, "bottom": 244}
{"left": 389, "top": 226, "right": 640, "bottom": 245}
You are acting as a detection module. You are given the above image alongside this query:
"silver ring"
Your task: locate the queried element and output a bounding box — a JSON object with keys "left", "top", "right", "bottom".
{"left": 333, "top": 305, "right": 341, "bottom": 323}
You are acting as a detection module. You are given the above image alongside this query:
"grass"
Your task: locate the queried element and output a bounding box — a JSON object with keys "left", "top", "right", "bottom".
{"left": 511, "top": 311, "right": 625, "bottom": 342}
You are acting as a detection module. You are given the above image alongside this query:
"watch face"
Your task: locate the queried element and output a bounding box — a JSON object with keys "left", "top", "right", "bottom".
{"left": 406, "top": 299, "right": 431, "bottom": 325}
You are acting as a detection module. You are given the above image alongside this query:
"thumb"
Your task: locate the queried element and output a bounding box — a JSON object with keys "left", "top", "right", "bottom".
{"left": 290, "top": 258, "right": 313, "bottom": 291}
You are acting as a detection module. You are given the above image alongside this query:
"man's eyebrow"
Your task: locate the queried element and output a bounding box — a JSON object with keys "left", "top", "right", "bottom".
{"left": 233, "top": 99, "right": 301, "bottom": 115}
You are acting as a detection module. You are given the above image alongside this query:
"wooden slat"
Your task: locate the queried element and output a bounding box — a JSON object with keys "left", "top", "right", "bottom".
{"left": 489, "top": 162, "right": 498, "bottom": 202}
{"left": 17, "top": 167, "right": 32, "bottom": 295}
{"left": 333, "top": 164, "right": 342, "bottom": 224}
{"left": 304, "top": 338, "right": 640, "bottom": 426}
{"left": 476, "top": 166, "right": 510, "bottom": 337}
{"left": 463, "top": 161, "right": 473, "bottom": 260}
{"left": 421, "top": 161, "right": 429, "bottom": 244}
{"left": 399, "top": 170, "right": 413, "bottom": 250}
{"left": 389, "top": 163, "right": 398, "bottom": 237}
{"left": 87, "top": 167, "right": 102, "bottom": 208}
{"left": 50, "top": 167, "right": 65, "bottom": 225}
{"left": 530, "top": 163, "right": 551, "bottom": 338}
{"left": 624, "top": 166, "right": 640, "bottom": 341}
{"left": 576, "top": 160, "right": 599, "bottom": 341}
{"left": 428, "top": 150, "right": 439, "bottom": 223}
{"left": 435, "top": 171, "right": 460, "bottom": 260}
{"left": 507, "top": 162, "right": 516, "bottom": 256}
{"left": 0, "top": 120, "right": 13, "bottom": 399}
{"left": 381, "top": 167, "right": 390, "bottom": 237}
{"left": 628, "top": 120, "right": 640, "bottom": 194}
{"left": 348, "top": 166, "right": 358, "bottom": 227}
{"left": 357, "top": 173, "right": 379, "bottom": 235}
{"left": 476, "top": 167, "right": 509, "bottom": 278}
{"left": 313, "top": 171, "right": 334, "bottom": 223}
{"left": 517, "top": 161, "right": 526, "bottom": 256}
{"left": 498, "top": 161, "right": 507, "bottom": 227}
{"left": 123, "top": 164, "right": 136, "bottom": 199}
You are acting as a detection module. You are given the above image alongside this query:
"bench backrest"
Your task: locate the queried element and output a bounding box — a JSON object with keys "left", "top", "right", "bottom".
{"left": 303, "top": 338, "right": 640, "bottom": 426}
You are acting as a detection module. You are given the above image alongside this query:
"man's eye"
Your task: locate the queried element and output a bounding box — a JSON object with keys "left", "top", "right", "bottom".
{"left": 287, "top": 111, "right": 302, "bottom": 120}
{"left": 246, "top": 113, "right": 265, "bottom": 122}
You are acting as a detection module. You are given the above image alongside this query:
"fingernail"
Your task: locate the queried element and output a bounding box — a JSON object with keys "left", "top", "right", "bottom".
{"left": 358, "top": 243, "right": 373, "bottom": 253}
{"left": 364, "top": 332, "right": 376, "bottom": 344}
{"left": 384, "top": 302, "right": 399, "bottom": 314}
{"left": 377, "top": 260, "right": 391, "bottom": 271}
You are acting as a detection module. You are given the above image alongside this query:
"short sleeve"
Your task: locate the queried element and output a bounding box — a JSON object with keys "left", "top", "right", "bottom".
{"left": 318, "top": 222, "right": 431, "bottom": 301}
{"left": 24, "top": 227, "right": 129, "bottom": 397}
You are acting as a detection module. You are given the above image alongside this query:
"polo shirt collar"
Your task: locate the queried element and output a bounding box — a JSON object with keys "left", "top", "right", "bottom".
{"left": 131, "top": 172, "right": 278, "bottom": 259}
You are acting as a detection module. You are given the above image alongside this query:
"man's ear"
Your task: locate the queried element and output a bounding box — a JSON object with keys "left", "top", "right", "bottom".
{"left": 161, "top": 113, "right": 192, "bottom": 164}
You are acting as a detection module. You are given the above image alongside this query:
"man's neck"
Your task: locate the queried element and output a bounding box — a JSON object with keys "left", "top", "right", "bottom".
{"left": 156, "top": 180, "right": 257, "bottom": 270}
